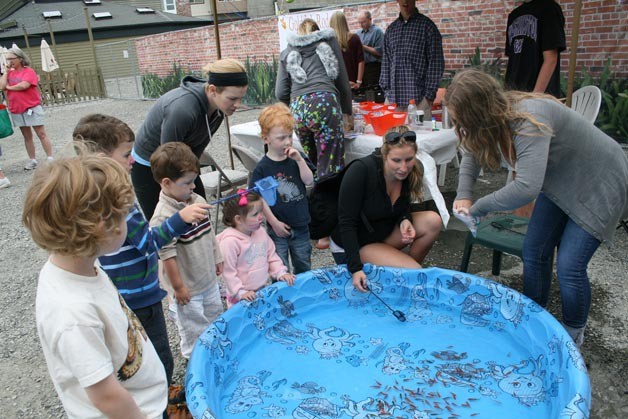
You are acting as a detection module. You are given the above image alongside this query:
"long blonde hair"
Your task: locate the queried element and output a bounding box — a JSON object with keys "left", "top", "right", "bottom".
{"left": 329, "top": 11, "right": 352, "bottom": 51}
{"left": 444, "top": 68, "right": 554, "bottom": 170}
{"left": 381, "top": 125, "right": 423, "bottom": 202}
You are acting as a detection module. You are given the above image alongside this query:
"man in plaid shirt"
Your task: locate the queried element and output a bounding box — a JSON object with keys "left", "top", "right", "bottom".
{"left": 380, "top": 0, "right": 444, "bottom": 119}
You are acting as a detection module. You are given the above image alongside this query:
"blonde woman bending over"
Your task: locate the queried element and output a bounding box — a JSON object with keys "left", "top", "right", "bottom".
{"left": 131, "top": 58, "right": 248, "bottom": 219}
{"left": 448, "top": 68, "right": 628, "bottom": 348}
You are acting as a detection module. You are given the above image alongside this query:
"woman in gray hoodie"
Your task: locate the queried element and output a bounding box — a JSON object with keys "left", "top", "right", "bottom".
{"left": 276, "top": 19, "right": 353, "bottom": 182}
{"left": 449, "top": 69, "right": 628, "bottom": 348}
{"left": 131, "top": 58, "right": 248, "bottom": 219}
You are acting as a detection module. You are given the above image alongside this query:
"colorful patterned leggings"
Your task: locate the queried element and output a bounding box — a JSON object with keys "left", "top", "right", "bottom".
{"left": 290, "top": 91, "right": 345, "bottom": 180}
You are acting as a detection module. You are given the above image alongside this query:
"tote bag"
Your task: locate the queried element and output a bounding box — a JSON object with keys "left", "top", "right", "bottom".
{"left": 0, "top": 104, "right": 14, "bottom": 139}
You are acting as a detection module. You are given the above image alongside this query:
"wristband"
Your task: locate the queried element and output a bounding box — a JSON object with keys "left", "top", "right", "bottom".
{"left": 356, "top": 80, "right": 362, "bottom": 84}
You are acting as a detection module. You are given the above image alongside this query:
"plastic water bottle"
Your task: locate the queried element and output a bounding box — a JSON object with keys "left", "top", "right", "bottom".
{"left": 354, "top": 113, "right": 365, "bottom": 134}
{"left": 407, "top": 99, "right": 418, "bottom": 127}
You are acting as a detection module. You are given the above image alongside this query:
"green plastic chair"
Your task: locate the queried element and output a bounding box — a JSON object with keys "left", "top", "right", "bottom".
{"left": 459, "top": 215, "right": 529, "bottom": 275}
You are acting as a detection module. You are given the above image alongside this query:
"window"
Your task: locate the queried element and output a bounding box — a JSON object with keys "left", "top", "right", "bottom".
{"left": 136, "top": 7, "right": 156, "bottom": 14}
{"left": 163, "top": 0, "right": 176, "bottom": 13}
{"left": 189, "top": 0, "right": 205, "bottom": 4}
{"left": 92, "top": 12, "right": 113, "bottom": 20}
{"left": 42, "top": 11, "right": 62, "bottom": 19}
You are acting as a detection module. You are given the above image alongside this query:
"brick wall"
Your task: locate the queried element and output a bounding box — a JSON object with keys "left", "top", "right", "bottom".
{"left": 135, "top": 0, "right": 628, "bottom": 78}
{"left": 175, "top": 0, "right": 192, "bottom": 17}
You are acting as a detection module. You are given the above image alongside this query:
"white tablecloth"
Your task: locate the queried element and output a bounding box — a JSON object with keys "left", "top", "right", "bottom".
{"left": 345, "top": 125, "right": 458, "bottom": 167}
{"left": 230, "top": 121, "right": 453, "bottom": 227}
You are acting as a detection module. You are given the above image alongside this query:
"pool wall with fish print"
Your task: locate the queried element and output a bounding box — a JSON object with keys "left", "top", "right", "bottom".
{"left": 186, "top": 265, "right": 590, "bottom": 418}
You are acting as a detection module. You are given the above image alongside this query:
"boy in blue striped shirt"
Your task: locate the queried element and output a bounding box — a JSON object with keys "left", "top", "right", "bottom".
{"left": 73, "top": 114, "right": 210, "bottom": 386}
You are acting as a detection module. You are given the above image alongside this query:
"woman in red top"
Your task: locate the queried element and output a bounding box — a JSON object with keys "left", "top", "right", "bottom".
{"left": 0, "top": 47, "right": 53, "bottom": 170}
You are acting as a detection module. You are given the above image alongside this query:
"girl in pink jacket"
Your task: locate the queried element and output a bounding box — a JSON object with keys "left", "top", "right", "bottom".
{"left": 217, "top": 191, "right": 295, "bottom": 307}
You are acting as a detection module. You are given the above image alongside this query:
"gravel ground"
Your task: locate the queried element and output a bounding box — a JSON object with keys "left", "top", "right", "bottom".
{"left": 0, "top": 99, "right": 625, "bottom": 418}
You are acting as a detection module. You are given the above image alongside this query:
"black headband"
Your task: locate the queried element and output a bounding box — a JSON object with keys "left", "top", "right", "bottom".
{"left": 207, "top": 71, "right": 248, "bottom": 87}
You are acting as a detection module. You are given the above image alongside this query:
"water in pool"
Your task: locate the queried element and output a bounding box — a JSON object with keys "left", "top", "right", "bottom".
{"left": 186, "top": 265, "right": 590, "bottom": 418}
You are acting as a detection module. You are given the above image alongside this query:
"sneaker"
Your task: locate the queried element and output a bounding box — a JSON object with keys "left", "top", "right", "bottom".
{"left": 0, "top": 177, "right": 10, "bottom": 189}
{"left": 24, "top": 160, "right": 38, "bottom": 170}
{"left": 167, "top": 303, "right": 177, "bottom": 323}
{"left": 564, "top": 324, "right": 585, "bottom": 349}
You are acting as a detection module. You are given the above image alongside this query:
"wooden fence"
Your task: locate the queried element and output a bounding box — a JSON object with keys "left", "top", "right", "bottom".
{"left": 35, "top": 66, "right": 105, "bottom": 106}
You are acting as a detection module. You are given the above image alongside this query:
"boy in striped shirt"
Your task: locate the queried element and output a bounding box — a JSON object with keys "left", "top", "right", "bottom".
{"left": 73, "top": 114, "right": 209, "bottom": 385}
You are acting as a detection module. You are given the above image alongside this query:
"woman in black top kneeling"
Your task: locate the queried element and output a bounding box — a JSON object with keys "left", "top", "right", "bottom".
{"left": 331, "top": 125, "right": 441, "bottom": 292}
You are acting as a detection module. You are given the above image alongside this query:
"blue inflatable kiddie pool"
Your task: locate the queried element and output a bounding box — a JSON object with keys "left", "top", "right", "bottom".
{"left": 186, "top": 265, "right": 590, "bottom": 418}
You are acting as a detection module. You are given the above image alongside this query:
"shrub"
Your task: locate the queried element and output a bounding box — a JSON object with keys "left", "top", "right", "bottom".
{"left": 141, "top": 63, "right": 194, "bottom": 99}
{"left": 243, "top": 57, "right": 278, "bottom": 106}
{"left": 561, "top": 59, "right": 628, "bottom": 143}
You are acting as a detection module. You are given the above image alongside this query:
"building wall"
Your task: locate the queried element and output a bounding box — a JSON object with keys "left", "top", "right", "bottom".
{"left": 247, "top": 0, "right": 375, "bottom": 18}
{"left": 24, "top": 36, "right": 138, "bottom": 74}
{"left": 245, "top": 0, "right": 273, "bottom": 18}
{"left": 135, "top": 0, "right": 628, "bottom": 78}
{"left": 185, "top": 0, "right": 248, "bottom": 19}
{"left": 109, "top": 0, "right": 164, "bottom": 12}
{"left": 176, "top": 0, "right": 193, "bottom": 17}
{"left": 189, "top": 0, "right": 207, "bottom": 18}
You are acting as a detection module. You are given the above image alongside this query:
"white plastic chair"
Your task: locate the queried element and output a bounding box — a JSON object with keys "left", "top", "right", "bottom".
{"left": 231, "top": 143, "right": 263, "bottom": 175}
{"left": 571, "top": 85, "right": 602, "bottom": 124}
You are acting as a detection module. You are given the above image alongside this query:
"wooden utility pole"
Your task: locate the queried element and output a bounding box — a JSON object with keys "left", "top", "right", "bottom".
{"left": 84, "top": 7, "right": 105, "bottom": 97}
{"left": 46, "top": 19, "right": 60, "bottom": 59}
{"left": 209, "top": 0, "right": 236, "bottom": 169}
{"left": 21, "top": 26, "right": 32, "bottom": 58}
{"left": 566, "top": 0, "right": 583, "bottom": 108}
{"left": 209, "top": 0, "right": 222, "bottom": 58}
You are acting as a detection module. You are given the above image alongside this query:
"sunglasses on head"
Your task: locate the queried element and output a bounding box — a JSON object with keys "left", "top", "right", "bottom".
{"left": 384, "top": 131, "right": 417, "bottom": 145}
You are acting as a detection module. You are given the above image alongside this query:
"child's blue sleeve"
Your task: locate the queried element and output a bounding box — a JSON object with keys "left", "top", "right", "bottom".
{"left": 126, "top": 204, "right": 189, "bottom": 255}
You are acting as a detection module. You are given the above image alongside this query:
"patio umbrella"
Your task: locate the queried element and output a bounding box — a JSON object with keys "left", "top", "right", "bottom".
{"left": 0, "top": 46, "right": 8, "bottom": 73}
{"left": 40, "top": 39, "right": 59, "bottom": 72}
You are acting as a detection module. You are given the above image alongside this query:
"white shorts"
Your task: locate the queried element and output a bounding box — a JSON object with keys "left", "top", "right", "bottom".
{"left": 10, "top": 105, "right": 45, "bottom": 127}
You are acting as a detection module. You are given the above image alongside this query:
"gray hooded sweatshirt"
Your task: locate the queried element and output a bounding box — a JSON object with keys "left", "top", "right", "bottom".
{"left": 276, "top": 29, "right": 352, "bottom": 115}
{"left": 457, "top": 98, "right": 628, "bottom": 243}
{"left": 134, "top": 76, "right": 224, "bottom": 163}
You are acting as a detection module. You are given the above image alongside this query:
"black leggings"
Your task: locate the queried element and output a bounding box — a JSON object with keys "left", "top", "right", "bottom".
{"left": 131, "top": 163, "right": 206, "bottom": 220}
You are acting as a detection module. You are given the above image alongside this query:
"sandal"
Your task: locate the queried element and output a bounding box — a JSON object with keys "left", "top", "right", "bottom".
{"left": 167, "top": 384, "right": 192, "bottom": 419}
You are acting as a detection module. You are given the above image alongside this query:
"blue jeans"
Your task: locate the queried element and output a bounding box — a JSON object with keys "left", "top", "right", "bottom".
{"left": 522, "top": 193, "right": 600, "bottom": 329}
{"left": 268, "top": 225, "right": 312, "bottom": 274}
{"left": 133, "top": 301, "right": 173, "bottom": 386}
